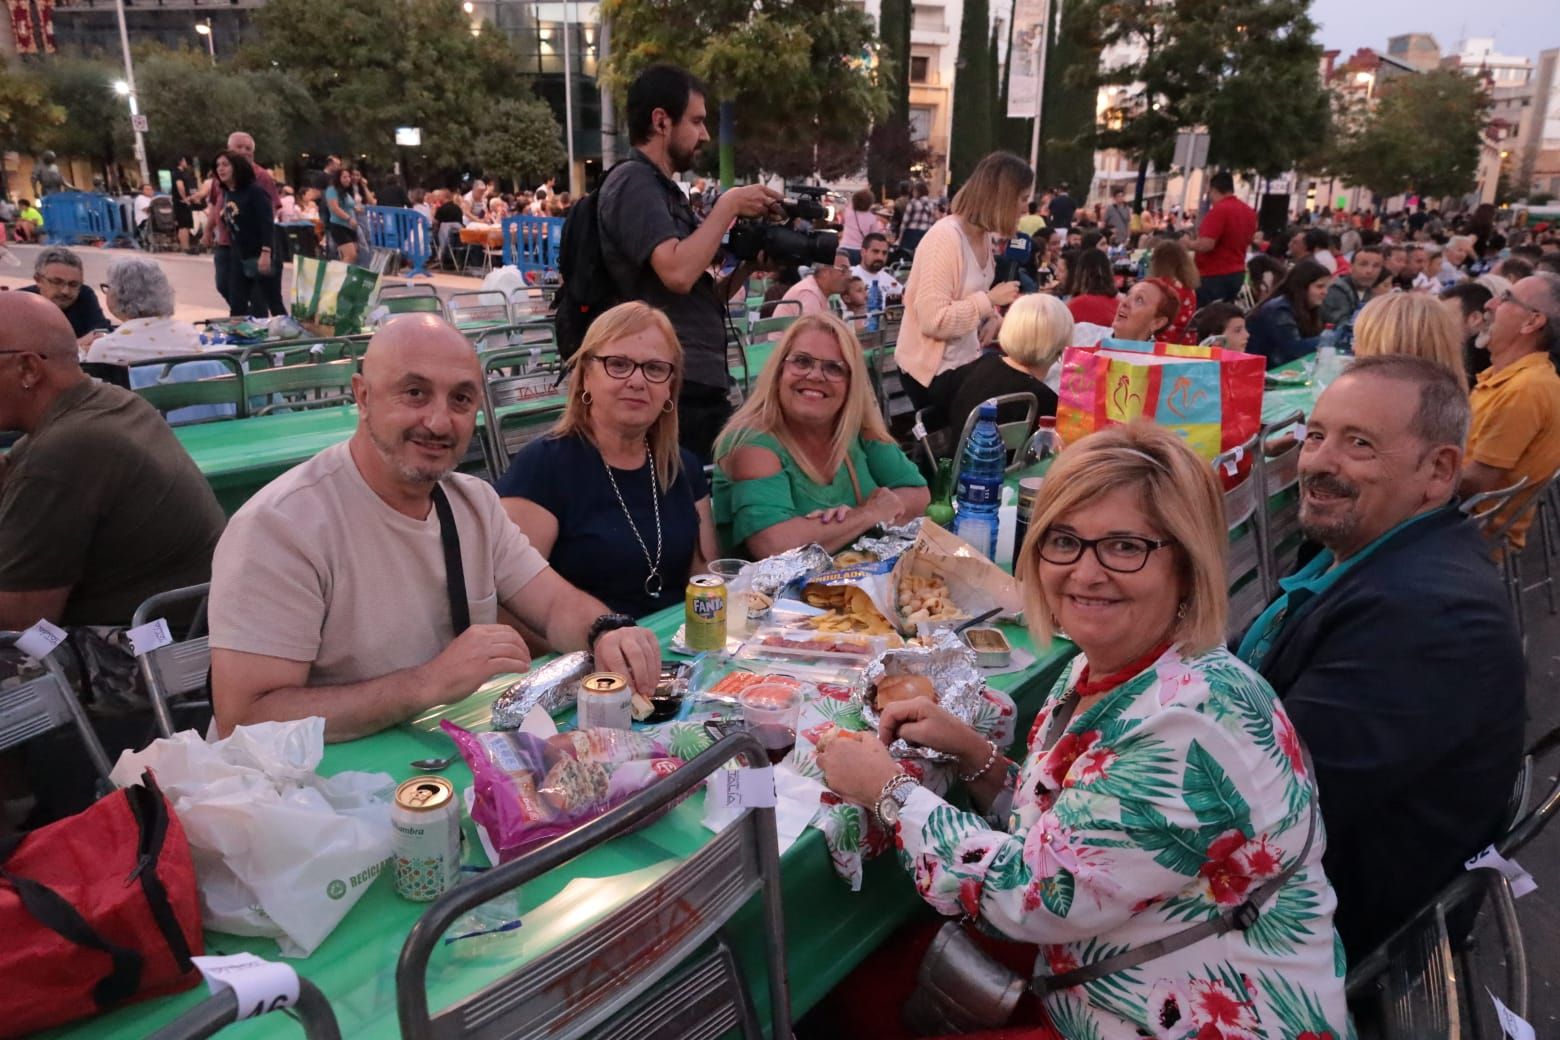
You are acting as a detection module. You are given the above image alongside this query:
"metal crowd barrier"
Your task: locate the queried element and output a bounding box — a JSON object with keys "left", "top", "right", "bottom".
{"left": 500, "top": 215, "right": 563, "bottom": 282}
{"left": 363, "top": 205, "right": 433, "bottom": 277}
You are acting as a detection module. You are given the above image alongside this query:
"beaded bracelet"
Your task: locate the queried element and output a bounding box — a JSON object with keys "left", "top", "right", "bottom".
{"left": 958, "top": 739, "right": 1001, "bottom": 783}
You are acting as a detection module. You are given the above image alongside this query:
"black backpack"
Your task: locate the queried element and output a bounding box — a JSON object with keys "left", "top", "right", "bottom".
{"left": 554, "top": 161, "right": 631, "bottom": 362}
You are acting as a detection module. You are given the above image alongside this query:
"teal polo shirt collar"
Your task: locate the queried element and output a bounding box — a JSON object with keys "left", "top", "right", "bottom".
{"left": 1237, "top": 507, "right": 1442, "bottom": 669}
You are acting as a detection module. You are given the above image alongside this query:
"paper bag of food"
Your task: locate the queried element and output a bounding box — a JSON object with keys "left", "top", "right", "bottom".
{"left": 797, "top": 566, "right": 898, "bottom": 636}
{"left": 889, "top": 523, "right": 1024, "bottom": 633}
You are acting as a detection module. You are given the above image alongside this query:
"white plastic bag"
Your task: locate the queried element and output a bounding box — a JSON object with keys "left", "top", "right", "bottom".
{"left": 109, "top": 718, "right": 394, "bottom": 957}
{"left": 481, "top": 265, "right": 527, "bottom": 297}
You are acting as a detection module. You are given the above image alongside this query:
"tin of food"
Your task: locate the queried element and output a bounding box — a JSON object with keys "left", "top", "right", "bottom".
{"left": 961, "top": 626, "right": 1013, "bottom": 669}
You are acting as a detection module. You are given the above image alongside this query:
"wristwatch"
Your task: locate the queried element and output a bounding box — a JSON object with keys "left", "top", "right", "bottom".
{"left": 586, "top": 613, "right": 637, "bottom": 656}
{"left": 876, "top": 772, "right": 919, "bottom": 830}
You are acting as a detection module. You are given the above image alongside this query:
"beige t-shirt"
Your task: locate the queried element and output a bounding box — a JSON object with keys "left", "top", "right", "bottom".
{"left": 209, "top": 440, "right": 549, "bottom": 686}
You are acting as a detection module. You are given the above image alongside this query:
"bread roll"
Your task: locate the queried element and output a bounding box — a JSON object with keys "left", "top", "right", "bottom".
{"left": 873, "top": 673, "right": 938, "bottom": 709}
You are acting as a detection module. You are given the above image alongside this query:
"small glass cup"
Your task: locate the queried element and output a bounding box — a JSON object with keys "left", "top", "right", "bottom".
{"left": 708, "top": 559, "right": 750, "bottom": 639}
{"left": 740, "top": 682, "right": 803, "bottom": 766}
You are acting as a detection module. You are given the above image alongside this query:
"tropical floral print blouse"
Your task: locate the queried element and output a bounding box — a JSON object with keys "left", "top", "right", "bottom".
{"left": 893, "top": 643, "right": 1353, "bottom": 1040}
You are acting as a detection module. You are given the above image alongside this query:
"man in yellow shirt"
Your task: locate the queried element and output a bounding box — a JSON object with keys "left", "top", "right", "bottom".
{"left": 1016, "top": 200, "right": 1047, "bottom": 239}
{"left": 1461, "top": 273, "right": 1560, "bottom": 549}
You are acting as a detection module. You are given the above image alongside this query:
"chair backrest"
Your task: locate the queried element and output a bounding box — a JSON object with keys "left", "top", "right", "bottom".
{"left": 949, "top": 393, "right": 1040, "bottom": 486}
{"left": 479, "top": 348, "right": 567, "bottom": 476}
{"left": 447, "top": 290, "right": 513, "bottom": 329}
{"left": 128, "top": 354, "right": 247, "bottom": 425}
{"left": 1217, "top": 436, "right": 1267, "bottom": 639}
{"left": 1500, "top": 724, "right": 1560, "bottom": 858}
{"left": 1253, "top": 409, "right": 1305, "bottom": 596}
{"left": 0, "top": 631, "right": 115, "bottom": 784}
{"left": 396, "top": 731, "right": 790, "bottom": 1040}
{"left": 376, "top": 281, "right": 440, "bottom": 304}
{"left": 130, "top": 584, "right": 211, "bottom": 740}
{"left": 749, "top": 299, "right": 803, "bottom": 339}
{"left": 1345, "top": 868, "right": 1527, "bottom": 1038}
{"left": 244, "top": 359, "right": 358, "bottom": 416}
{"left": 145, "top": 975, "right": 341, "bottom": 1040}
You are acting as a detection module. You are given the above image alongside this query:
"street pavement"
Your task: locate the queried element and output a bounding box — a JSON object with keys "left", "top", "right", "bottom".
{"left": 0, "top": 242, "right": 486, "bottom": 324}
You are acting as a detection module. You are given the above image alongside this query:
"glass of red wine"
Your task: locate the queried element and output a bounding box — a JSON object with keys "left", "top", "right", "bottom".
{"left": 740, "top": 682, "right": 803, "bottom": 766}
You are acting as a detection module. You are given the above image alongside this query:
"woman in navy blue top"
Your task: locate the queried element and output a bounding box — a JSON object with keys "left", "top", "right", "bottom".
{"left": 498, "top": 302, "right": 717, "bottom": 619}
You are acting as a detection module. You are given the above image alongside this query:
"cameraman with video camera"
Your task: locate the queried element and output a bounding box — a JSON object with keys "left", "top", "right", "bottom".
{"left": 597, "top": 64, "right": 783, "bottom": 461}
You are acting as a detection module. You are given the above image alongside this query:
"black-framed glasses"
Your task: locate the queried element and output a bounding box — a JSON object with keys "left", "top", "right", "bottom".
{"left": 784, "top": 352, "right": 850, "bottom": 382}
{"left": 37, "top": 275, "right": 81, "bottom": 292}
{"left": 593, "top": 354, "right": 675, "bottom": 383}
{"left": 1037, "top": 529, "right": 1174, "bottom": 574}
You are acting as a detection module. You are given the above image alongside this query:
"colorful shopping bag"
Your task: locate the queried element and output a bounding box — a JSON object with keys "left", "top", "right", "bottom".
{"left": 1055, "top": 338, "right": 1266, "bottom": 459}
{"left": 290, "top": 256, "right": 382, "bottom": 336}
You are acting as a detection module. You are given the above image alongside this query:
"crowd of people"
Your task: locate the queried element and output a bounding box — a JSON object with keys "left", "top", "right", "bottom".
{"left": 5, "top": 57, "right": 1560, "bottom": 1040}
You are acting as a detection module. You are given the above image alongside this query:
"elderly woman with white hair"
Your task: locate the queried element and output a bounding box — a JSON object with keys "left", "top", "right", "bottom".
{"left": 926, "top": 291, "right": 1073, "bottom": 447}
{"left": 86, "top": 255, "right": 204, "bottom": 365}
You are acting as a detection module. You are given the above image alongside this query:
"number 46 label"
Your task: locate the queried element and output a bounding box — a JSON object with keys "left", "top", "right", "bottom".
{"left": 191, "top": 953, "right": 299, "bottom": 1020}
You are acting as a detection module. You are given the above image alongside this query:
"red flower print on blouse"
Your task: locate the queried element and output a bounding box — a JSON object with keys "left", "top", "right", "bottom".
{"left": 1040, "top": 729, "right": 1103, "bottom": 789}
{"left": 1274, "top": 709, "right": 1306, "bottom": 778}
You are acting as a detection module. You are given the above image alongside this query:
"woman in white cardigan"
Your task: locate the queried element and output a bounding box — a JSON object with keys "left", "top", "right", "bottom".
{"left": 895, "top": 152, "right": 1031, "bottom": 409}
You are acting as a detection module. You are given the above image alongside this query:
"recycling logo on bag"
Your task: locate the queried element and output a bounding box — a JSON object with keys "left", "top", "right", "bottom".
{"left": 327, "top": 879, "right": 347, "bottom": 900}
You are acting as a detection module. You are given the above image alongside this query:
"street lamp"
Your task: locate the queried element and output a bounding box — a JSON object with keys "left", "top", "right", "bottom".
{"left": 111, "top": 0, "right": 151, "bottom": 186}
{"left": 194, "top": 20, "right": 215, "bottom": 65}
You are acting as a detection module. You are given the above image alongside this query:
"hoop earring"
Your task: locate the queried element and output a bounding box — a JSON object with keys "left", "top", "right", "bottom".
{"left": 662, "top": 398, "right": 674, "bottom": 413}
{"left": 581, "top": 389, "right": 593, "bottom": 405}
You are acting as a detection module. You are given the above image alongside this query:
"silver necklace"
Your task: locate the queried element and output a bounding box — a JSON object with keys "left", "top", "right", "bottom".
{"left": 602, "top": 446, "right": 664, "bottom": 598}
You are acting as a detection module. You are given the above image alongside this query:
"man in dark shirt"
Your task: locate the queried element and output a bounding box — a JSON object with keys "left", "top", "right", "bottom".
{"left": 1237, "top": 354, "right": 1524, "bottom": 962}
{"left": 1045, "top": 183, "right": 1077, "bottom": 233}
{"left": 0, "top": 292, "right": 225, "bottom": 629}
{"left": 597, "top": 63, "right": 781, "bottom": 462}
{"left": 19, "top": 246, "right": 110, "bottom": 351}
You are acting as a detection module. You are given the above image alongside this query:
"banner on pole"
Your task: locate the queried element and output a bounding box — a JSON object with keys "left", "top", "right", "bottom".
{"left": 1006, "top": 0, "right": 1050, "bottom": 120}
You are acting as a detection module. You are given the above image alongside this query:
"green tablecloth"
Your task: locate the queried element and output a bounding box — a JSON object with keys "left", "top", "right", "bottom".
{"left": 50, "top": 605, "right": 1077, "bottom": 1039}
{"left": 1260, "top": 355, "right": 1317, "bottom": 423}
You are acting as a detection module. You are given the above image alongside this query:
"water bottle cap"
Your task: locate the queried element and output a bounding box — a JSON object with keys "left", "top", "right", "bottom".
{"left": 978, "top": 402, "right": 998, "bottom": 420}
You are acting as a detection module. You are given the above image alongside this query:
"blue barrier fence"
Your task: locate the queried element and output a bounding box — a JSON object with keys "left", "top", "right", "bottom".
{"left": 501, "top": 215, "right": 563, "bottom": 282}
{"left": 363, "top": 205, "right": 433, "bottom": 277}
{"left": 39, "top": 192, "right": 140, "bottom": 248}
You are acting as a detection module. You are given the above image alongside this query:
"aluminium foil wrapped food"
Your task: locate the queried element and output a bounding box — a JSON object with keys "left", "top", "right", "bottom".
{"left": 490, "top": 651, "right": 594, "bottom": 730}
{"left": 857, "top": 629, "right": 985, "bottom": 760}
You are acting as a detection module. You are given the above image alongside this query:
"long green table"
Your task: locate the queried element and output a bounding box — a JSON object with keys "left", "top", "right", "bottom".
{"left": 52, "top": 604, "right": 1076, "bottom": 1039}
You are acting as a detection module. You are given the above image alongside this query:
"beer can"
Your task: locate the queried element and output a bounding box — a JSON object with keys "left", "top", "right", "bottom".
{"left": 392, "top": 775, "right": 461, "bottom": 901}
{"left": 1014, "top": 477, "right": 1044, "bottom": 560}
{"left": 685, "top": 574, "right": 727, "bottom": 652}
{"left": 577, "top": 671, "right": 631, "bottom": 730}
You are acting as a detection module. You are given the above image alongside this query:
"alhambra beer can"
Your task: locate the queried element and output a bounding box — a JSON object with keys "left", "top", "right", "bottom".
{"left": 392, "top": 775, "right": 461, "bottom": 901}
{"left": 685, "top": 574, "right": 727, "bottom": 652}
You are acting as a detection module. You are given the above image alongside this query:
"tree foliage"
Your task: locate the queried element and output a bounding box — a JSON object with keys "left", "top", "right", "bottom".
{"left": 1068, "top": 0, "right": 1329, "bottom": 187}
{"left": 241, "top": 0, "right": 560, "bottom": 171}
{"left": 601, "top": 0, "right": 888, "bottom": 182}
{"left": 867, "top": 0, "right": 912, "bottom": 193}
{"left": 474, "top": 97, "right": 569, "bottom": 185}
{"left": 30, "top": 57, "right": 124, "bottom": 169}
{"left": 0, "top": 58, "right": 63, "bottom": 157}
{"left": 948, "top": 0, "right": 992, "bottom": 187}
{"left": 1324, "top": 70, "right": 1487, "bottom": 201}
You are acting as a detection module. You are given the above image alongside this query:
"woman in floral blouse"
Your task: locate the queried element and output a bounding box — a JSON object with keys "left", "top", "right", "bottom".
{"left": 820, "top": 423, "right": 1351, "bottom": 1040}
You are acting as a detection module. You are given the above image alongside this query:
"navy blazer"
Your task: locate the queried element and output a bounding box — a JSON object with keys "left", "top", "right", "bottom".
{"left": 1253, "top": 505, "right": 1525, "bottom": 961}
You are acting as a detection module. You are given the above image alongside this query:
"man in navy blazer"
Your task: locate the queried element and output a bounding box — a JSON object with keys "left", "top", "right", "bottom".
{"left": 1239, "top": 354, "right": 1525, "bottom": 962}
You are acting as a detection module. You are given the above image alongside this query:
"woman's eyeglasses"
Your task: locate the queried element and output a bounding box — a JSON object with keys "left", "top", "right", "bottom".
{"left": 593, "top": 354, "right": 675, "bottom": 383}
{"left": 784, "top": 352, "right": 849, "bottom": 382}
{"left": 1037, "top": 529, "right": 1173, "bottom": 574}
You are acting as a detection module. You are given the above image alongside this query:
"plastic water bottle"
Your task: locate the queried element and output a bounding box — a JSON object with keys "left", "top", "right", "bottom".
{"left": 866, "top": 280, "right": 882, "bottom": 333}
{"left": 1317, "top": 323, "right": 1337, "bottom": 353}
{"left": 954, "top": 402, "right": 1005, "bottom": 559}
{"left": 1023, "top": 415, "right": 1064, "bottom": 468}
{"left": 1314, "top": 324, "right": 1341, "bottom": 392}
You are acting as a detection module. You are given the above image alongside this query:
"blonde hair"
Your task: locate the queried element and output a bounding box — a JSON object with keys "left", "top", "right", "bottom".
{"left": 997, "top": 293, "right": 1074, "bottom": 369}
{"left": 1149, "top": 238, "right": 1201, "bottom": 290}
{"left": 554, "top": 301, "right": 685, "bottom": 490}
{"left": 951, "top": 152, "right": 1034, "bottom": 237}
{"left": 1018, "top": 423, "right": 1228, "bottom": 656}
{"left": 715, "top": 313, "right": 891, "bottom": 486}
{"left": 1352, "top": 292, "right": 1467, "bottom": 383}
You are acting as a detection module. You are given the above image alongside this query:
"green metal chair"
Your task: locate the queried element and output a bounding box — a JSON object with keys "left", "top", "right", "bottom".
{"left": 129, "top": 354, "right": 247, "bottom": 425}
{"left": 243, "top": 358, "right": 359, "bottom": 416}
{"left": 478, "top": 346, "right": 567, "bottom": 477}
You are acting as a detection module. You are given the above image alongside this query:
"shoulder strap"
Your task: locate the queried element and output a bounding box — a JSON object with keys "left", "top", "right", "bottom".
{"left": 1033, "top": 745, "right": 1320, "bottom": 995}
{"left": 430, "top": 485, "right": 470, "bottom": 637}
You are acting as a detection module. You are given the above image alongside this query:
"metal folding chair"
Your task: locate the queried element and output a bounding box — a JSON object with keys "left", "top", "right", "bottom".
{"left": 146, "top": 976, "right": 340, "bottom": 1040}
{"left": 130, "top": 584, "right": 212, "bottom": 740}
{"left": 374, "top": 282, "right": 446, "bottom": 322}
{"left": 1217, "top": 435, "right": 1268, "bottom": 640}
{"left": 0, "top": 632, "right": 115, "bottom": 785}
{"left": 1464, "top": 475, "right": 1544, "bottom": 640}
{"left": 1500, "top": 724, "right": 1560, "bottom": 859}
{"left": 947, "top": 392, "right": 1041, "bottom": 486}
{"left": 478, "top": 347, "right": 567, "bottom": 477}
{"left": 1252, "top": 409, "right": 1305, "bottom": 597}
{"left": 396, "top": 731, "right": 790, "bottom": 1040}
{"left": 447, "top": 290, "right": 512, "bottom": 331}
{"left": 128, "top": 353, "right": 247, "bottom": 426}
{"left": 1345, "top": 867, "right": 1527, "bottom": 1040}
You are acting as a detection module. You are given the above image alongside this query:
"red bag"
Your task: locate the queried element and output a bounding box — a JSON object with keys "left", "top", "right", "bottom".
{"left": 0, "top": 771, "right": 204, "bottom": 1037}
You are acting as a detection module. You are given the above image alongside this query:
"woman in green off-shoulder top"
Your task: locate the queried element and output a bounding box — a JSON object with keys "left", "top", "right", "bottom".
{"left": 712, "top": 313, "right": 928, "bottom": 557}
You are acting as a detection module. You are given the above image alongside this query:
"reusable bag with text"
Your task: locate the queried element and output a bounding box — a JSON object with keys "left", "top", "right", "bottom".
{"left": 290, "top": 255, "right": 382, "bottom": 336}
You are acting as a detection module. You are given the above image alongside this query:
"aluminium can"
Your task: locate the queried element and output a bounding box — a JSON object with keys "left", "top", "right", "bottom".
{"left": 685, "top": 574, "right": 727, "bottom": 652}
{"left": 392, "top": 775, "right": 462, "bottom": 901}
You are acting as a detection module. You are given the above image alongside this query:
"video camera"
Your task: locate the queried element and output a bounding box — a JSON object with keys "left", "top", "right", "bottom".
{"left": 725, "top": 184, "right": 840, "bottom": 268}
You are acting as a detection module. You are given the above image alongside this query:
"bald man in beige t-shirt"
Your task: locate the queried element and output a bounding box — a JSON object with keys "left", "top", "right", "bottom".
{"left": 208, "top": 315, "right": 662, "bottom": 742}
